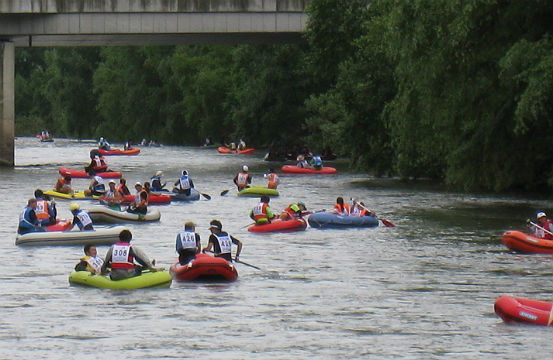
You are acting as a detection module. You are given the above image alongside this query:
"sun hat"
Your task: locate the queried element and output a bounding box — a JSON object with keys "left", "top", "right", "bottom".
{"left": 536, "top": 212, "right": 547, "bottom": 219}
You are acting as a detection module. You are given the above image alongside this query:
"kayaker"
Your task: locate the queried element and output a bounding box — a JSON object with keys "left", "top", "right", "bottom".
{"left": 350, "top": 199, "right": 375, "bottom": 217}
{"left": 296, "top": 154, "right": 310, "bottom": 168}
{"left": 279, "top": 201, "right": 308, "bottom": 221}
{"left": 233, "top": 165, "right": 252, "bottom": 191}
{"left": 117, "top": 178, "right": 131, "bottom": 196}
{"left": 98, "top": 136, "right": 111, "bottom": 150}
{"left": 249, "top": 196, "right": 276, "bottom": 225}
{"left": 175, "top": 221, "right": 201, "bottom": 265}
{"left": 128, "top": 186, "right": 148, "bottom": 214}
{"left": 84, "top": 175, "right": 106, "bottom": 197}
{"left": 173, "top": 170, "right": 195, "bottom": 195}
{"left": 101, "top": 230, "right": 159, "bottom": 280}
{"left": 102, "top": 180, "right": 123, "bottom": 210}
{"left": 150, "top": 171, "right": 166, "bottom": 192}
{"left": 124, "top": 140, "right": 133, "bottom": 150}
{"left": 265, "top": 168, "right": 279, "bottom": 189}
{"left": 238, "top": 138, "right": 247, "bottom": 150}
{"left": 332, "top": 197, "right": 350, "bottom": 215}
{"left": 55, "top": 174, "right": 73, "bottom": 195}
{"left": 67, "top": 203, "right": 94, "bottom": 231}
{"left": 202, "top": 220, "right": 242, "bottom": 262}
{"left": 74, "top": 245, "right": 104, "bottom": 274}
{"left": 527, "top": 212, "right": 553, "bottom": 240}
{"left": 17, "top": 198, "right": 45, "bottom": 235}
{"left": 309, "top": 155, "right": 323, "bottom": 170}
{"left": 34, "top": 189, "right": 57, "bottom": 226}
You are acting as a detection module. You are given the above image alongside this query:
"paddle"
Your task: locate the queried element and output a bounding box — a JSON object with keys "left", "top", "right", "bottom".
{"left": 220, "top": 189, "right": 230, "bottom": 196}
{"left": 352, "top": 199, "right": 395, "bottom": 227}
{"left": 549, "top": 307, "right": 553, "bottom": 326}
{"left": 200, "top": 192, "right": 211, "bottom": 200}
{"left": 235, "top": 259, "right": 279, "bottom": 278}
{"left": 528, "top": 221, "right": 553, "bottom": 236}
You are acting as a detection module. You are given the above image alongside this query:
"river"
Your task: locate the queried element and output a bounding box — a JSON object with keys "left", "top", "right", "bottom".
{"left": 0, "top": 137, "right": 550, "bottom": 359}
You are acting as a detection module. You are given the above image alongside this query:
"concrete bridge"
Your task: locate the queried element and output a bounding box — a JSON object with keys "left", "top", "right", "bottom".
{"left": 0, "top": 0, "right": 308, "bottom": 165}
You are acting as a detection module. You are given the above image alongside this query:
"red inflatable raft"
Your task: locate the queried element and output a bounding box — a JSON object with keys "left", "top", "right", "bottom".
{"left": 170, "top": 254, "right": 238, "bottom": 281}
{"left": 123, "top": 194, "right": 171, "bottom": 205}
{"left": 248, "top": 218, "right": 307, "bottom": 233}
{"left": 98, "top": 148, "right": 140, "bottom": 156}
{"left": 501, "top": 230, "right": 553, "bottom": 254}
{"left": 494, "top": 295, "right": 552, "bottom": 326}
{"left": 59, "top": 167, "right": 122, "bottom": 179}
{"left": 46, "top": 219, "right": 72, "bottom": 232}
{"left": 281, "top": 165, "right": 337, "bottom": 174}
{"left": 217, "top": 146, "right": 255, "bottom": 154}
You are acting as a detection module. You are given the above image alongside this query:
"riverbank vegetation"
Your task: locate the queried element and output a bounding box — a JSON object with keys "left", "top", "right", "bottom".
{"left": 14, "top": 0, "right": 552, "bottom": 192}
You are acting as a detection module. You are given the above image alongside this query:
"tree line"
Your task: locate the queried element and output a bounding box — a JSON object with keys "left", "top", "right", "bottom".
{"left": 15, "top": 0, "right": 552, "bottom": 192}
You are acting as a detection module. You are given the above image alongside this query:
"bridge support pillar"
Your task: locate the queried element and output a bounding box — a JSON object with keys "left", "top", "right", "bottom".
{"left": 0, "top": 41, "right": 15, "bottom": 167}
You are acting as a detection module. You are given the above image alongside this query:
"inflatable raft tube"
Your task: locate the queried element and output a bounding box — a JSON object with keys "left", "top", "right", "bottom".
{"left": 237, "top": 186, "right": 279, "bottom": 197}
{"left": 69, "top": 270, "right": 172, "bottom": 289}
{"left": 98, "top": 148, "right": 140, "bottom": 156}
{"left": 170, "top": 254, "right": 238, "bottom": 282}
{"left": 15, "top": 225, "right": 129, "bottom": 246}
{"left": 248, "top": 218, "right": 307, "bottom": 233}
{"left": 501, "top": 230, "right": 553, "bottom": 254}
{"left": 494, "top": 295, "right": 552, "bottom": 326}
{"left": 44, "top": 190, "right": 100, "bottom": 201}
{"left": 217, "top": 146, "right": 255, "bottom": 154}
{"left": 281, "top": 165, "right": 337, "bottom": 174}
{"left": 59, "top": 167, "right": 122, "bottom": 179}
{"left": 169, "top": 188, "right": 201, "bottom": 201}
{"left": 123, "top": 194, "right": 171, "bottom": 205}
{"left": 308, "top": 212, "right": 379, "bottom": 229}
{"left": 88, "top": 206, "right": 161, "bottom": 224}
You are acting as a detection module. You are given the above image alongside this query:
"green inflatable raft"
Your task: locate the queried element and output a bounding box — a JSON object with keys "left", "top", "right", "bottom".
{"left": 69, "top": 270, "right": 172, "bottom": 289}
{"left": 237, "top": 185, "right": 279, "bottom": 197}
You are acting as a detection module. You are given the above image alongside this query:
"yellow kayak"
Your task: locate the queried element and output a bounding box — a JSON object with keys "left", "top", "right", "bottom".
{"left": 44, "top": 190, "right": 99, "bottom": 200}
{"left": 69, "top": 270, "right": 172, "bottom": 289}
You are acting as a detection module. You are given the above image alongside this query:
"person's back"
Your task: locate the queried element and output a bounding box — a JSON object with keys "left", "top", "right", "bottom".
{"left": 250, "top": 196, "right": 274, "bottom": 225}
{"left": 311, "top": 155, "right": 323, "bottom": 170}
{"left": 55, "top": 175, "right": 73, "bottom": 194}
{"left": 266, "top": 169, "right": 279, "bottom": 189}
{"left": 174, "top": 170, "right": 194, "bottom": 195}
{"left": 333, "top": 197, "right": 350, "bottom": 216}
{"left": 69, "top": 203, "right": 94, "bottom": 231}
{"left": 18, "top": 198, "right": 44, "bottom": 235}
{"left": 234, "top": 165, "right": 251, "bottom": 191}
{"left": 34, "top": 189, "right": 57, "bottom": 226}
{"left": 101, "top": 230, "right": 156, "bottom": 280}
{"left": 176, "top": 222, "right": 201, "bottom": 264}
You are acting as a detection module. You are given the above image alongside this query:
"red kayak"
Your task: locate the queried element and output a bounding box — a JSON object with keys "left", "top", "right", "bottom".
{"left": 123, "top": 194, "right": 171, "bottom": 205}
{"left": 217, "top": 146, "right": 255, "bottom": 154}
{"left": 46, "top": 219, "right": 72, "bottom": 232}
{"left": 98, "top": 148, "right": 140, "bottom": 156}
{"left": 59, "top": 167, "right": 122, "bottom": 179}
{"left": 501, "top": 230, "right": 553, "bottom": 254}
{"left": 494, "top": 295, "right": 552, "bottom": 326}
{"left": 281, "top": 165, "right": 337, "bottom": 174}
{"left": 248, "top": 218, "right": 307, "bottom": 233}
{"left": 170, "top": 254, "right": 238, "bottom": 281}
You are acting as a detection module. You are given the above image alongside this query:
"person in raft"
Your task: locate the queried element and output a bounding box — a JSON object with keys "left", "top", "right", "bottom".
{"left": 279, "top": 201, "right": 308, "bottom": 221}
{"left": 309, "top": 154, "right": 323, "bottom": 170}
{"left": 98, "top": 136, "right": 111, "bottom": 150}
{"left": 67, "top": 203, "right": 94, "bottom": 231}
{"left": 127, "top": 184, "right": 148, "bottom": 215}
{"left": 34, "top": 189, "right": 57, "bottom": 226}
{"left": 74, "top": 244, "right": 104, "bottom": 274}
{"left": 173, "top": 170, "right": 195, "bottom": 196}
{"left": 332, "top": 197, "right": 350, "bottom": 215}
{"left": 55, "top": 173, "right": 73, "bottom": 195}
{"left": 84, "top": 175, "right": 106, "bottom": 197}
{"left": 296, "top": 154, "right": 310, "bottom": 168}
{"left": 350, "top": 199, "right": 375, "bottom": 217}
{"left": 202, "top": 220, "right": 242, "bottom": 262}
{"left": 176, "top": 221, "right": 201, "bottom": 265}
{"left": 150, "top": 171, "right": 166, "bottom": 192}
{"left": 264, "top": 168, "right": 279, "bottom": 189}
{"left": 527, "top": 211, "right": 553, "bottom": 240}
{"left": 102, "top": 180, "right": 123, "bottom": 210}
{"left": 17, "top": 198, "right": 45, "bottom": 235}
{"left": 233, "top": 165, "right": 252, "bottom": 191}
{"left": 101, "top": 230, "right": 160, "bottom": 280}
{"left": 117, "top": 178, "right": 131, "bottom": 196}
{"left": 250, "top": 195, "right": 276, "bottom": 225}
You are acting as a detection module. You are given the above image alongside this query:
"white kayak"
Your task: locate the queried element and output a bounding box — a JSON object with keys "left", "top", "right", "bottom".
{"left": 87, "top": 206, "right": 161, "bottom": 224}
{"left": 15, "top": 226, "right": 129, "bottom": 246}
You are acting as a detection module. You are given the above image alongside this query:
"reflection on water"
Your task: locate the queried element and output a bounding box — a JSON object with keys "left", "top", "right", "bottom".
{"left": 0, "top": 137, "right": 551, "bottom": 358}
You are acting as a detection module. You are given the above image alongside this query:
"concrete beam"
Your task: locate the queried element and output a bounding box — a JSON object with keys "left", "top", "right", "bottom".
{"left": 0, "top": 41, "right": 15, "bottom": 166}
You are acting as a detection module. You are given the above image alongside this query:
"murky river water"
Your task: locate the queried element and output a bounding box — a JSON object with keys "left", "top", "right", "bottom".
{"left": 0, "top": 137, "right": 551, "bottom": 359}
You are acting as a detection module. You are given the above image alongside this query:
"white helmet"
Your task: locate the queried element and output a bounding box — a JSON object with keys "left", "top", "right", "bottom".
{"left": 242, "top": 165, "right": 249, "bottom": 172}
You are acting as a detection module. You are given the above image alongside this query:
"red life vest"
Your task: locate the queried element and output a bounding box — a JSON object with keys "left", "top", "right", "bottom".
{"left": 267, "top": 173, "right": 279, "bottom": 189}
{"left": 35, "top": 199, "right": 50, "bottom": 220}
{"left": 236, "top": 172, "right": 249, "bottom": 187}
{"left": 110, "top": 242, "right": 134, "bottom": 269}
{"left": 252, "top": 202, "right": 270, "bottom": 222}
{"left": 93, "top": 156, "right": 108, "bottom": 172}
{"left": 334, "top": 203, "right": 350, "bottom": 215}
{"left": 542, "top": 220, "right": 553, "bottom": 240}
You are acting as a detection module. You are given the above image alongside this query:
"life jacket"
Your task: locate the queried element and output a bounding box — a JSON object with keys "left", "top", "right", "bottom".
{"left": 236, "top": 172, "right": 249, "bottom": 188}
{"left": 117, "top": 184, "right": 129, "bottom": 196}
{"left": 252, "top": 202, "right": 271, "bottom": 223}
{"left": 267, "top": 173, "right": 279, "bottom": 189}
{"left": 535, "top": 220, "right": 553, "bottom": 240}
{"left": 297, "top": 160, "right": 309, "bottom": 168}
{"left": 177, "top": 231, "right": 197, "bottom": 251}
{"left": 178, "top": 176, "right": 191, "bottom": 190}
{"left": 19, "top": 206, "right": 37, "bottom": 229}
{"left": 150, "top": 176, "right": 163, "bottom": 191}
{"left": 35, "top": 199, "right": 51, "bottom": 220}
{"left": 334, "top": 203, "right": 350, "bottom": 216}
{"left": 92, "top": 156, "right": 108, "bottom": 172}
{"left": 81, "top": 255, "right": 104, "bottom": 273}
{"left": 312, "top": 155, "right": 323, "bottom": 166}
{"left": 74, "top": 210, "right": 93, "bottom": 230}
{"left": 350, "top": 205, "right": 367, "bottom": 217}
{"left": 213, "top": 233, "right": 232, "bottom": 255}
{"left": 110, "top": 242, "right": 134, "bottom": 269}
{"left": 284, "top": 203, "right": 301, "bottom": 218}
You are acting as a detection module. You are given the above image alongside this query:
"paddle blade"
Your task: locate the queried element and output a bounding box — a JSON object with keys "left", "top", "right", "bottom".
{"left": 220, "top": 190, "right": 229, "bottom": 196}
{"left": 380, "top": 218, "right": 395, "bottom": 227}
{"left": 201, "top": 193, "right": 211, "bottom": 200}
